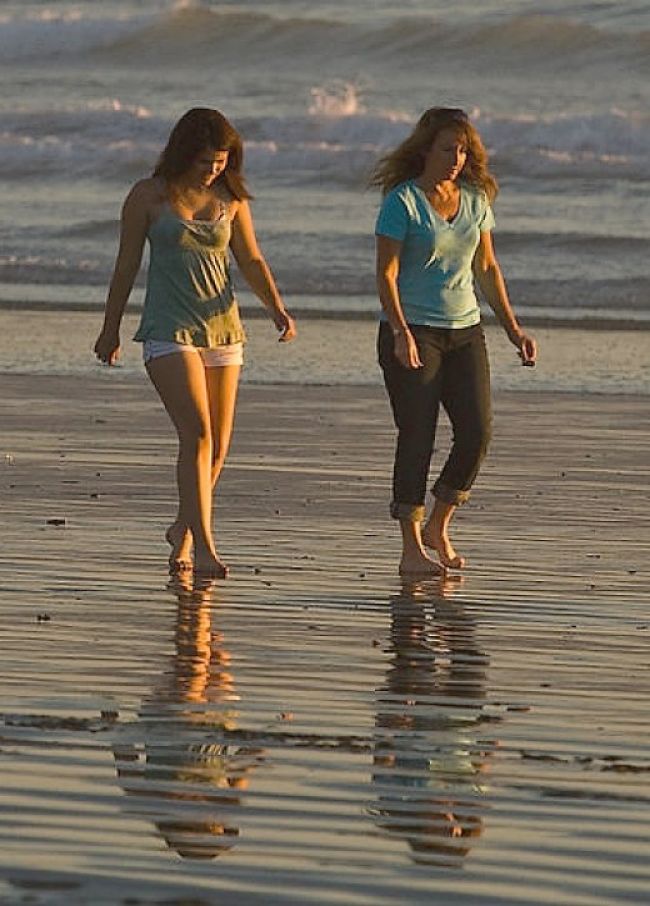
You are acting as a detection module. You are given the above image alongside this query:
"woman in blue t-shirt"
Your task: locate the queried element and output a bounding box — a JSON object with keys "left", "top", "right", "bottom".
{"left": 371, "top": 107, "right": 536, "bottom": 577}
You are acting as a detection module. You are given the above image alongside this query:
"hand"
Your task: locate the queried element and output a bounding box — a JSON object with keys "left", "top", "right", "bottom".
{"left": 514, "top": 332, "right": 537, "bottom": 367}
{"left": 394, "top": 328, "right": 422, "bottom": 369}
{"left": 94, "top": 329, "right": 121, "bottom": 366}
{"left": 273, "top": 309, "right": 297, "bottom": 343}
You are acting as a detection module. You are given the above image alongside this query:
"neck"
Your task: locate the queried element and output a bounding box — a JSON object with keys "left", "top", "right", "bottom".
{"left": 172, "top": 179, "right": 210, "bottom": 197}
{"left": 417, "top": 175, "right": 457, "bottom": 195}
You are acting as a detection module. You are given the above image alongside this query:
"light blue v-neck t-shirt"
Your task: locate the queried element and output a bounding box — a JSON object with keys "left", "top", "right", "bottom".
{"left": 375, "top": 179, "right": 495, "bottom": 329}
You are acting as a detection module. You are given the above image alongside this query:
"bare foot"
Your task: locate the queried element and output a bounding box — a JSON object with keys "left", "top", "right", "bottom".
{"left": 421, "top": 525, "right": 466, "bottom": 569}
{"left": 165, "top": 523, "right": 193, "bottom": 574}
{"left": 398, "top": 551, "right": 447, "bottom": 578}
{"left": 194, "top": 552, "right": 229, "bottom": 579}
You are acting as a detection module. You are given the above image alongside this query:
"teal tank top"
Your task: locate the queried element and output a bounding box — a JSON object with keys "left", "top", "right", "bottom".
{"left": 134, "top": 206, "right": 246, "bottom": 348}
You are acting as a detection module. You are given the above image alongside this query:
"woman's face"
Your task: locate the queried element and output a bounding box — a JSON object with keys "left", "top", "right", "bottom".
{"left": 423, "top": 128, "right": 468, "bottom": 182}
{"left": 186, "top": 148, "right": 230, "bottom": 188}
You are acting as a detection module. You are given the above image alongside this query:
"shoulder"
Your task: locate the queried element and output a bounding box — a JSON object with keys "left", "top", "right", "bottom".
{"left": 123, "top": 177, "right": 164, "bottom": 211}
{"left": 229, "top": 195, "right": 248, "bottom": 222}
{"left": 461, "top": 183, "right": 491, "bottom": 213}
{"left": 383, "top": 180, "right": 416, "bottom": 204}
{"left": 376, "top": 181, "right": 421, "bottom": 238}
{"left": 379, "top": 180, "right": 419, "bottom": 216}
{"left": 213, "top": 180, "right": 236, "bottom": 205}
{"left": 461, "top": 183, "right": 495, "bottom": 229}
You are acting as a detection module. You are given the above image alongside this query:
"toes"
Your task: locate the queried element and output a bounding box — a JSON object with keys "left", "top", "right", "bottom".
{"left": 399, "top": 560, "right": 446, "bottom": 578}
{"left": 194, "top": 560, "right": 229, "bottom": 579}
{"left": 427, "top": 537, "right": 465, "bottom": 569}
{"left": 440, "top": 554, "right": 465, "bottom": 569}
{"left": 168, "top": 558, "right": 192, "bottom": 575}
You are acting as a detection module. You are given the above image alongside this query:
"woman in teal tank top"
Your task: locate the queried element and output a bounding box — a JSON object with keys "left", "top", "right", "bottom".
{"left": 94, "top": 108, "right": 296, "bottom": 578}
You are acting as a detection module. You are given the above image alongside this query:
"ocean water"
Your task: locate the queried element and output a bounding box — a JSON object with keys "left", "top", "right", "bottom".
{"left": 0, "top": 0, "right": 649, "bottom": 332}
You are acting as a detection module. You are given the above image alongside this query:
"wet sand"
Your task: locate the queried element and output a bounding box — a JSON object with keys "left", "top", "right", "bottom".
{"left": 0, "top": 309, "right": 649, "bottom": 396}
{"left": 1, "top": 373, "right": 649, "bottom": 905}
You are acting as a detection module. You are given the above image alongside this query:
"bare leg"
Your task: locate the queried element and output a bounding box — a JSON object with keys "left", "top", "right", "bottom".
{"left": 167, "top": 362, "right": 241, "bottom": 570}
{"left": 398, "top": 519, "right": 446, "bottom": 577}
{"left": 422, "top": 498, "right": 466, "bottom": 569}
{"left": 146, "top": 352, "right": 227, "bottom": 578}
{"left": 165, "top": 523, "right": 193, "bottom": 573}
{"left": 205, "top": 363, "right": 240, "bottom": 489}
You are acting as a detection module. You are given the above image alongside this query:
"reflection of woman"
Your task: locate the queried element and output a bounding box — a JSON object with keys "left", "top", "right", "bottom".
{"left": 371, "top": 107, "right": 537, "bottom": 576}
{"left": 95, "top": 108, "right": 296, "bottom": 577}
{"left": 113, "top": 575, "right": 263, "bottom": 859}
{"left": 369, "top": 580, "right": 495, "bottom": 867}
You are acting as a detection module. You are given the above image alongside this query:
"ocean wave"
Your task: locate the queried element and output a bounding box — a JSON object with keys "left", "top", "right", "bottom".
{"left": 59, "top": 219, "right": 121, "bottom": 240}
{"left": 0, "top": 7, "right": 151, "bottom": 62}
{"left": 107, "top": 4, "right": 348, "bottom": 59}
{"left": 2, "top": 4, "right": 649, "bottom": 70}
{"left": 0, "top": 102, "right": 165, "bottom": 179}
{"left": 442, "top": 14, "right": 621, "bottom": 60}
{"left": 0, "top": 254, "right": 107, "bottom": 286}
{"left": 0, "top": 3, "right": 347, "bottom": 63}
{"left": 2, "top": 92, "right": 650, "bottom": 184}
{"left": 496, "top": 231, "right": 650, "bottom": 257}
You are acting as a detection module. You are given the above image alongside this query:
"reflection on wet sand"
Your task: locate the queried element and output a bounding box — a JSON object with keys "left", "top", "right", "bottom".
{"left": 369, "top": 578, "right": 497, "bottom": 868}
{"left": 113, "top": 575, "right": 264, "bottom": 860}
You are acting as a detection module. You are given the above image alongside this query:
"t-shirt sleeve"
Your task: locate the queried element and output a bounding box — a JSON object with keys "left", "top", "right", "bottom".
{"left": 375, "top": 189, "right": 408, "bottom": 241}
{"left": 479, "top": 199, "right": 496, "bottom": 232}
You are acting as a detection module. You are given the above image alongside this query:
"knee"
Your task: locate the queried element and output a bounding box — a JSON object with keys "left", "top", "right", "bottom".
{"left": 396, "top": 417, "right": 436, "bottom": 452}
{"left": 211, "top": 444, "right": 227, "bottom": 472}
{"left": 178, "top": 416, "right": 212, "bottom": 451}
{"left": 476, "top": 420, "right": 492, "bottom": 458}
{"left": 456, "top": 419, "right": 491, "bottom": 463}
{"left": 472, "top": 426, "right": 492, "bottom": 463}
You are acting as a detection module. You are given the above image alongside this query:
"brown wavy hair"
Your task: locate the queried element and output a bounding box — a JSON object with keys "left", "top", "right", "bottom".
{"left": 153, "top": 107, "right": 252, "bottom": 200}
{"left": 369, "top": 107, "right": 498, "bottom": 202}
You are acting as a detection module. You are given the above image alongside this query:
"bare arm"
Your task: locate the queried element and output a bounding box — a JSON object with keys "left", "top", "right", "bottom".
{"left": 376, "top": 234, "right": 422, "bottom": 368}
{"left": 94, "top": 181, "right": 150, "bottom": 365}
{"left": 229, "top": 200, "right": 296, "bottom": 342}
{"left": 473, "top": 230, "right": 537, "bottom": 365}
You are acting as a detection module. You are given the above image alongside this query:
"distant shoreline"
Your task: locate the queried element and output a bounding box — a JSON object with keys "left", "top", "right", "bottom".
{"left": 0, "top": 298, "right": 647, "bottom": 332}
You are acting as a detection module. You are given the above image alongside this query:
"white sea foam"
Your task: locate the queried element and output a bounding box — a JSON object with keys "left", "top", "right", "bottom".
{"left": 2, "top": 94, "right": 649, "bottom": 183}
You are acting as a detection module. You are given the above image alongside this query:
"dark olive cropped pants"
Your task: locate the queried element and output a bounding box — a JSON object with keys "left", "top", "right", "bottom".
{"left": 378, "top": 322, "right": 492, "bottom": 522}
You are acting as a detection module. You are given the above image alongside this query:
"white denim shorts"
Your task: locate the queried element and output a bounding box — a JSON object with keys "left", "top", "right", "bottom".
{"left": 142, "top": 339, "right": 244, "bottom": 367}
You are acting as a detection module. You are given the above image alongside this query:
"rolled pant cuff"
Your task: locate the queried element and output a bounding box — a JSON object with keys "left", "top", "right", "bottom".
{"left": 431, "top": 482, "right": 471, "bottom": 506}
{"left": 390, "top": 501, "right": 426, "bottom": 522}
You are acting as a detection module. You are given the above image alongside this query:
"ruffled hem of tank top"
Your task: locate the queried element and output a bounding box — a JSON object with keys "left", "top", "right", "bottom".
{"left": 133, "top": 326, "right": 247, "bottom": 347}
{"left": 202, "top": 328, "right": 247, "bottom": 348}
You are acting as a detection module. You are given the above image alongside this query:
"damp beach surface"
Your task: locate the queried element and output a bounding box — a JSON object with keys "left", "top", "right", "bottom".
{"left": 0, "top": 371, "right": 649, "bottom": 905}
